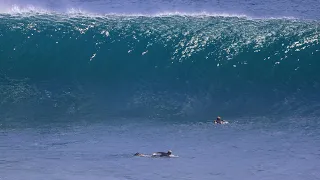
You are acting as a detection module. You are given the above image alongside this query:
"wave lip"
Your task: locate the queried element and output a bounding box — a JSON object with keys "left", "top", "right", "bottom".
{"left": 0, "top": 4, "right": 303, "bottom": 20}
{"left": 0, "top": 5, "right": 247, "bottom": 17}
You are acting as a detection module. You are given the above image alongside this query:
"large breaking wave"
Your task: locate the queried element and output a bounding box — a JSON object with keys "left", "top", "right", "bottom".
{"left": 1, "top": 12, "right": 320, "bottom": 122}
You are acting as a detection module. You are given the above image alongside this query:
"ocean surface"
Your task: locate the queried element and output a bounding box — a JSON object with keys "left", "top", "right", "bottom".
{"left": 1, "top": 0, "right": 320, "bottom": 179}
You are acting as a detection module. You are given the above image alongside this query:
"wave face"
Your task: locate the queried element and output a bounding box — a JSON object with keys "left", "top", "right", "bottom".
{"left": 1, "top": 14, "right": 320, "bottom": 121}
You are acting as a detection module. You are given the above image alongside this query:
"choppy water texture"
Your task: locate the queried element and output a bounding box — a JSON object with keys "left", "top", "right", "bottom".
{"left": 0, "top": 0, "right": 320, "bottom": 179}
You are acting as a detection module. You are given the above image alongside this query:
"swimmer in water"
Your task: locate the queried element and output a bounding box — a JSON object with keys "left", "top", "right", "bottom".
{"left": 152, "top": 150, "right": 172, "bottom": 157}
{"left": 134, "top": 150, "right": 173, "bottom": 157}
{"left": 214, "top": 116, "right": 225, "bottom": 124}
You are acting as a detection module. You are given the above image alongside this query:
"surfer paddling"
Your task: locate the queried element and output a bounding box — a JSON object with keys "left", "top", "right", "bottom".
{"left": 134, "top": 150, "right": 174, "bottom": 157}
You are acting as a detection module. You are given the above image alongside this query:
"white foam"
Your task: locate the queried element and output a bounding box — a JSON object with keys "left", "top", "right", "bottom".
{"left": 0, "top": 4, "right": 301, "bottom": 20}
{"left": 0, "top": 5, "right": 51, "bottom": 14}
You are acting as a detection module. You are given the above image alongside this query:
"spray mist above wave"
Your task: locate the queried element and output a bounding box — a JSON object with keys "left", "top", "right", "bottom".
{"left": 0, "top": 3, "right": 303, "bottom": 20}
{"left": 0, "top": 5, "right": 243, "bottom": 18}
{"left": 1, "top": 0, "right": 320, "bottom": 20}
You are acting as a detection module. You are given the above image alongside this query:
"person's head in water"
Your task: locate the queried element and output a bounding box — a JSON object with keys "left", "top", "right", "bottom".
{"left": 167, "top": 150, "right": 172, "bottom": 155}
{"left": 215, "top": 116, "right": 223, "bottom": 124}
{"left": 216, "top": 116, "right": 222, "bottom": 122}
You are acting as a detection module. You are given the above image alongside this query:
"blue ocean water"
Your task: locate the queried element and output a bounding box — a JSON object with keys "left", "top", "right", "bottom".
{"left": 1, "top": 0, "right": 320, "bottom": 179}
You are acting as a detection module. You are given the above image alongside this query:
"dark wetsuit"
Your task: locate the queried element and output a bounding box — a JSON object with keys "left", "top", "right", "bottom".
{"left": 154, "top": 152, "right": 171, "bottom": 157}
{"left": 135, "top": 151, "right": 172, "bottom": 157}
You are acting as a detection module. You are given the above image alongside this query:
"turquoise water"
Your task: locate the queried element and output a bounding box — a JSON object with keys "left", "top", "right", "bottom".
{"left": 1, "top": 15, "right": 320, "bottom": 119}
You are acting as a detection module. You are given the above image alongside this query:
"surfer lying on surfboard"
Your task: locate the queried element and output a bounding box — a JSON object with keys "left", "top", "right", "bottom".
{"left": 134, "top": 150, "right": 176, "bottom": 157}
